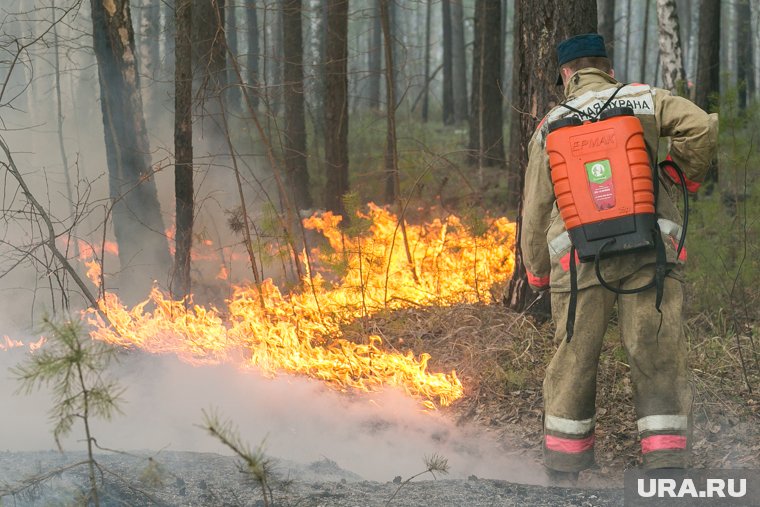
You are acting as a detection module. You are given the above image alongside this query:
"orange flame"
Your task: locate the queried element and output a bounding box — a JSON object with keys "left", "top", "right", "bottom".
{"left": 0, "top": 335, "right": 46, "bottom": 351}
{"left": 84, "top": 206, "right": 514, "bottom": 408}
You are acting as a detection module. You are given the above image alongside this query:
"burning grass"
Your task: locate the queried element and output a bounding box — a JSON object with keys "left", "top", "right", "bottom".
{"left": 84, "top": 205, "right": 516, "bottom": 409}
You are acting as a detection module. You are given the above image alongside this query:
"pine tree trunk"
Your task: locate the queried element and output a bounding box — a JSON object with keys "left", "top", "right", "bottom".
{"left": 282, "top": 0, "right": 311, "bottom": 209}
{"left": 505, "top": 0, "right": 597, "bottom": 313}
{"left": 451, "top": 0, "right": 467, "bottom": 123}
{"left": 695, "top": 0, "right": 719, "bottom": 111}
{"left": 441, "top": 0, "right": 454, "bottom": 125}
{"left": 246, "top": 0, "right": 260, "bottom": 108}
{"left": 89, "top": 0, "right": 171, "bottom": 297}
{"left": 175, "top": 0, "right": 194, "bottom": 299}
{"left": 597, "top": 0, "right": 615, "bottom": 62}
{"left": 656, "top": 0, "right": 687, "bottom": 94}
{"left": 324, "top": 0, "right": 349, "bottom": 217}
{"left": 380, "top": 0, "right": 398, "bottom": 204}
{"left": 368, "top": 0, "right": 382, "bottom": 109}
{"left": 468, "top": 0, "right": 505, "bottom": 168}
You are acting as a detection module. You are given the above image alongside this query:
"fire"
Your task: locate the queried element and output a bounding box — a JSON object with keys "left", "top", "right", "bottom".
{"left": 77, "top": 239, "right": 119, "bottom": 259}
{"left": 1, "top": 335, "right": 46, "bottom": 351}
{"left": 85, "top": 260, "right": 102, "bottom": 285}
{"left": 85, "top": 205, "right": 515, "bottom": 408}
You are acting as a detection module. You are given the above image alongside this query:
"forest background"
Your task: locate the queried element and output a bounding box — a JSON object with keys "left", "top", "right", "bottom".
{"left": 0, "top": 0, "right": 758, "bottom": 496}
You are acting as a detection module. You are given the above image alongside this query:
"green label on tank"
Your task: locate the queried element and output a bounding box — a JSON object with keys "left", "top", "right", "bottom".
{"left": 585, "top": 159, "right": 612, "bottom": 184}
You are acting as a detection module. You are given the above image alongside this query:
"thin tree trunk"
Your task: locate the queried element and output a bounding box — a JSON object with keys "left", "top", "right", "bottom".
{"left": 380, "top": 0, "right": 416, "bottom": 283}
{"left": 368, "top": 0, "right": 382, "bottom": 109}
{"left": 723, "top": 0, "right": 737, "bottom": 91}
{"left": 164, "top": 0, "right": 176, "bottom": 74}
{"left": 656, "top": 0, "right": 687, "bottom": 94}
{"left": 640, "top": 0, "right": 650, "bottom": 83}
{"left": 624, "top": 0, "right": 632, "bottom": 80}
{"left": 468, "top": 0, "right": 505, "bottom": 168}
{"left": 282, "top": 0, "right": 311, "bottom": 209}
{"left": 421, "top": 0, "right": 431, "bottom": 122}
{"left": 752, "top": 0, "right": 760, "bottom": 100}
{"left": 174, "top": 0, "right": 193, "bottom": 299}
{"left": 506, "top": 0, "right": 597, "bottom": 313}
{"left": 90, "top": 0, "right": 171, "bottom": 297}
{"left": 227, "top": 0, "right": 242, "bottom": 110}
{"left": 381, "top": 0, "right": 398, "bottom": 204}
{"left": 597, "top": 0, "right": 615, "bottom": 62}
{"left": 246, "top": 0, "right": 260, "bottom": 108}
{"left": 192, "top": 0, "right": 227, "bottom": 144}
{"left": 737, "top": 0, "right": 753, "bottom": 109}
{"left": 695, "top": 0, "right": 719, "bottom": 111}
{"left": 324, "top": 0, "right": 349, "bottom": 217}
{"left": 441, "top": 0, "right": 454, "bottom": 125}
{"left": 451, "top": 0, "right": 467, "bottom": 123}
{"left": 52, "top": 0, "right": 78, "bottom": 259}
{"left": 268, "top": 0, "right": 284, "bottom": 115}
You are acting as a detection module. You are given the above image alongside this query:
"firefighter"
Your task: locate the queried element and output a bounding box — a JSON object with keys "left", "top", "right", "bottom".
{"left": 521, "top": 33, "right": 718, "bottom": 483}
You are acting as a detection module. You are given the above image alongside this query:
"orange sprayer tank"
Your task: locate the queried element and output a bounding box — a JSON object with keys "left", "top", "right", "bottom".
{"left": 546, "top": 107, "right": 656, "bottom": 262}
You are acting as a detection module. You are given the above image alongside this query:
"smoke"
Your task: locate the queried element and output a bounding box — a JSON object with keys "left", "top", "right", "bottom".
{"left": 0, "top": 346, "right": 544, "bottom": 484}
{"left": 0, "top": 0, "right": 544, "bottom": 488}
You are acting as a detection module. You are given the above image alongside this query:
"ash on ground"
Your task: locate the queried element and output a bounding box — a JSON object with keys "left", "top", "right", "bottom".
{"left": 0, "top": 450, "right": 623, "bottom": 506}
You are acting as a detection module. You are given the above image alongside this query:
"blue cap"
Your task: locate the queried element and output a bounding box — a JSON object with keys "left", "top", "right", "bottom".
{"left": 556, "top": 33, "right": 608, "bottom": 85}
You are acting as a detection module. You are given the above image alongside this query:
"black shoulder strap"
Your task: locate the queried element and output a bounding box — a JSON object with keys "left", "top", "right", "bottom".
{"left": 558, "top": 83, "right": 628, "bottom": 122}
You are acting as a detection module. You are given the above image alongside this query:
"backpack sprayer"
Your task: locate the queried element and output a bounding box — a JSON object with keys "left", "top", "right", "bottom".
{"left": 545, "top": 85, "right": 690, "bottom": 342}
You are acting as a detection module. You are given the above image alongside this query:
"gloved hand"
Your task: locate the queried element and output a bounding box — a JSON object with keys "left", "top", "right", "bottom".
{"left": 661, "top": 155, "right": 701, "bottom": 193}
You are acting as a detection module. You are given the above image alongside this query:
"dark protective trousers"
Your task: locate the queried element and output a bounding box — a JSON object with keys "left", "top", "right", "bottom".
{"left": 543, "top": 266, "right": 692, "bottom": 472}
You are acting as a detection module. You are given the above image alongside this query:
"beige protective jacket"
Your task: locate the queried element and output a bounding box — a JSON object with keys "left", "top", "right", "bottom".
{"left": 522, "top": 68, "right": 719, "bottom": 292}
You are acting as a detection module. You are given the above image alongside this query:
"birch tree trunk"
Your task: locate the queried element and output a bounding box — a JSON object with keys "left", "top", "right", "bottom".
{"left": 90, "top": 0, "right": 171, "bottom": 297}
{"left": 656, "top": 0, "right": 687, "bottom": 95}
{"left": 506, "top": 0, "right": 597, "bottom": 312}
{"left": 723, "top": 0, "right": 737, "bottom": 91}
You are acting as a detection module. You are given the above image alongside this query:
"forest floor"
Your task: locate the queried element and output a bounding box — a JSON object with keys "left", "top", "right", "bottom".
{"left": 2, "top": 300, "right": 756, "bottom": 506}
{"left": 356, "top": 298, "right": 760, "bottom": 488}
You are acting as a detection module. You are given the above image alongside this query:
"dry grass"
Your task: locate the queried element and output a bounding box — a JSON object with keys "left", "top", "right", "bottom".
{"left": 343, "top": 299, "right": 760, "bottom": 484}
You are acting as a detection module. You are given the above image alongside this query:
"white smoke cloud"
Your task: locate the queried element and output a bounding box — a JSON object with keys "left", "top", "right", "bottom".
{"left": 0, "top": 348, "right": 543, "bottom": 484}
